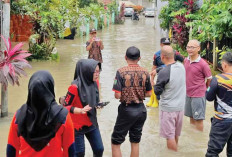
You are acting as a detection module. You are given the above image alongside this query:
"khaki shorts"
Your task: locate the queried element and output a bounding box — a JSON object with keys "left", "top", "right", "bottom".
{"left": 184, "top": 96, "right": 206, "bottom": 120}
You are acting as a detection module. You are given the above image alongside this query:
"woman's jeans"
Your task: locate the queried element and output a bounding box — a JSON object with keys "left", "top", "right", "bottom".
{"left": 75, "top": 126, "right": 104, "bottom": 157}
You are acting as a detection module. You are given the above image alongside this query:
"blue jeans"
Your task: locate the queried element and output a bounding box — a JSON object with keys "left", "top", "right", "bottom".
{"left": 75, "top": 126, "right": 104, "bottom": 157}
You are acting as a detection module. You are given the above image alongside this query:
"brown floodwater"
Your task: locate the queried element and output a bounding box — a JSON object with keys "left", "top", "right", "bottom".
{"left": 0, "top": 16, "right": 226, "bottom": 157}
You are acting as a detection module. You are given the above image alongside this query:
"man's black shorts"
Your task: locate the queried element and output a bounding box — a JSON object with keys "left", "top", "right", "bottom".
{"left": 111, "top": 103, "right": 147, "bottom": 145}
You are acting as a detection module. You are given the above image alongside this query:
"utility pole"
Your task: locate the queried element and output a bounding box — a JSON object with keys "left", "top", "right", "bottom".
{"left": 1, "top": 0, "right": 10, "bottom": 117}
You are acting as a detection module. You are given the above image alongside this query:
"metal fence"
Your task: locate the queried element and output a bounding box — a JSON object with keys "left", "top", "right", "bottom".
{"left": 201, "top": 37, "right": 232, "bottom": 70}
{"left": 201, "top": 41, "right": 213, "bottom": 64}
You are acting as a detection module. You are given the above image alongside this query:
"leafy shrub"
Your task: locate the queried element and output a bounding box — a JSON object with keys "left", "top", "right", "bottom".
{"left": 0, "top": 35, "right": 31, "bottom": 89}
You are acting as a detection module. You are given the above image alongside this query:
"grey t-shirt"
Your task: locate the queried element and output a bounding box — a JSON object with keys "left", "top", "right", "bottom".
{"left": 154, "top": 62, "right": 186, "bottom": 112}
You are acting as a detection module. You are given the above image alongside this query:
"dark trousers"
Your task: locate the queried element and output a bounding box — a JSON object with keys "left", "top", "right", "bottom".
{"left": 206, "top": 117, "right": 232, "bottom": 157}
{"left": 75, "top": 126, "right": 104, "bottom": 157}
{"left": 111, "top": 103, "right": 147, "bottom": 145}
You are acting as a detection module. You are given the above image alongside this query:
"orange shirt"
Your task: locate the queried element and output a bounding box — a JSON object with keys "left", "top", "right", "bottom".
{"left": 7, "top": 113, "right": 75, "bottom": 157}
{"left": 64, "top": 84, "right": 92, "bottom": 130}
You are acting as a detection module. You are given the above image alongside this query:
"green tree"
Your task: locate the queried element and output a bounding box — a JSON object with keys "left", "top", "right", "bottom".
{"left": 11, "top": 0, "right": 79, "bottom": 60}
{"left": 159, "top": 0, "right": 187, "bottom": 30}
{"left": 159, "top": 0, "right": 198, "bottom": 51}
{"left": 79, "top": 0, "right": 98, "bottom": 8}
{"left": 186, "top": 0, "right": 232, "bottom": 42}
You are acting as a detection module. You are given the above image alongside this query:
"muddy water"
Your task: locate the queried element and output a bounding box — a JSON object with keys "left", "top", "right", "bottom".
{"left": 0, "top": 17, "right": 226, "bottom": 157}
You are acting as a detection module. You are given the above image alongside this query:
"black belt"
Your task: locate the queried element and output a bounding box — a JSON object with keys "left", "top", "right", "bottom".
{"left": 121, "top": 102, "right": 143, "bottom": 106}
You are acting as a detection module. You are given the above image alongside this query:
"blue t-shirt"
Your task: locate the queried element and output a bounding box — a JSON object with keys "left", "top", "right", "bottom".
{"left": 153, "top": 50, "right": 184, "bottom": 68}
{"left": 153, "top": 50, "right": 165, "bottom": 68}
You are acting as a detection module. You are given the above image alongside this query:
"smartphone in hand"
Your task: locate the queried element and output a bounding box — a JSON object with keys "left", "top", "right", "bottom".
{"left": 96, "top": 101, "right": 110, "bottom": 107}
{"left": 94, "top": 37, "right": 100, "bottom": 41}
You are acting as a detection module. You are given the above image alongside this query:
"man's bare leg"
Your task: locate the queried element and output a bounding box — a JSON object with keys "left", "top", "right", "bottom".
{"left": 195, "top": 119, "right": 204, "bottom": 131}
{"left": 175, "top": 136, "right": 179, "bottom": 145}
{"left": 167, "top": 139, "right": 177, "bottom": 151}
{"left": 190, "top": 117, "right": 195, "bottom": 125}
{"left": 131, "top": 143, "right": 139, "bottom": 157}
{"left": 112, "top": 144, "right": 122, "bottom": 157}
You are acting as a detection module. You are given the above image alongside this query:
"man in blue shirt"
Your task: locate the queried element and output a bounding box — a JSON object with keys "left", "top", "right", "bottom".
{"left": 147, "top": 38, "right": 184, "bottom": 107}
{"left": 153, "top": 38, "right": 171, "bottom": 70}
{"left": 153, "top": 38, "right": 184, "bottom": 70}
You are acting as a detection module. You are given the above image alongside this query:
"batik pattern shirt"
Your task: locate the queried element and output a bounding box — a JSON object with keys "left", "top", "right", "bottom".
{"left": 113, "top": 65, "right": 152, "bottom": 104}
{"left": 86, "top": 41, "right": 103, "bottom": 63}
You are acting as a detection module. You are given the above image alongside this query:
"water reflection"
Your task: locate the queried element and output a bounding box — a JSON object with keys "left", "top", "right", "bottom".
{"left": 0, "top": 17, "right": 226, "bottom": 157}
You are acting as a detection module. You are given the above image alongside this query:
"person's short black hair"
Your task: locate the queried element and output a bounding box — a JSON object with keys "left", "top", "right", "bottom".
{"left": 126, "top": 46, "right": 140, "bottom": 60}
{"left": 90, "top": 28, "right": 97, "bottom": 34}
{"left": 222, "top": 52, "right": 232, "bottom": 66}
{"left": 160, "top": 38, "right": 171, "bottom": 45}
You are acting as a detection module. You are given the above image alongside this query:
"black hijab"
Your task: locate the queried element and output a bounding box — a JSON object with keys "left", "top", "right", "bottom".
{"left": 16, "top": 71, "right": 68, "bottom": 151}
{"left": 72, "top": 59, "right": 100, "bottom": 126}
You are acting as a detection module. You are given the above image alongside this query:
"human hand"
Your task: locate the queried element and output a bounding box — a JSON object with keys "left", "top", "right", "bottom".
{"left": 59, "top": 96, "right": 65, "bottom": 106}
{"left": 152, "top": 66, "right": 156, "bottom": 71}
{"left": 150, "top": 70, "right": 157, "bottom": 78}
{"left": 150, "top": 70, "right": 156, "bottom": 86}
{"left": 81, "top": 105, "right": 92, "bottom": 114}
{"left": 90, "top": 37, "right": 96, "bottom": 43}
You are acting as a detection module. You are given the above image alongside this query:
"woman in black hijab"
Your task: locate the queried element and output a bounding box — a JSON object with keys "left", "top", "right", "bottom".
{"left": 7, "top": 70, "right": 75, "bottom": 157}
{"left": 63, "top": 59, "right": 104, "bottom": 157}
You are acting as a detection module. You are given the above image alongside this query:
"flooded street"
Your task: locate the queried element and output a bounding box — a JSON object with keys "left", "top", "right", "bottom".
{"left": 0, "top": 17, "right": 226, "bottom": 157}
